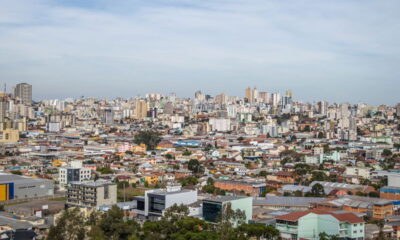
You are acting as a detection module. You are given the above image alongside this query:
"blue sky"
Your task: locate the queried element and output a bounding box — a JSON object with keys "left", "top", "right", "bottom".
{"left": 0, "top": 0, "right": 399, "bottom": 105}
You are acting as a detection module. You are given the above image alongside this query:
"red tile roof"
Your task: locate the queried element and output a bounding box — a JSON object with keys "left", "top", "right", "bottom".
{"left": 276, "top": 210, "right": 363, "bottom": 224}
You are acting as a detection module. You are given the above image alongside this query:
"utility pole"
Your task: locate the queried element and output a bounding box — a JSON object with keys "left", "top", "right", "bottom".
{"left": 123, "top": 182, "right": 126, "bottom": 202}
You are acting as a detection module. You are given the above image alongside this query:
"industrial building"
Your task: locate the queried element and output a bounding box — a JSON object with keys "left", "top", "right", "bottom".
{"left": 0, "top": 172, "right": 54, "bottom": 201}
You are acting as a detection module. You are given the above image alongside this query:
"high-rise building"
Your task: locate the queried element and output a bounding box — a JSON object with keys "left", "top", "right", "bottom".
{"left": 135, "top": 100, "right": 148, "bottom": 119}
{"left": 195, "top": 91, "right": 206, "bottom": 102}
{"left": 101, "top": 109, "right": 114, "bottom": 125}
{"left": 0, "top": 98, "right": 6, "bottom": 122}
{"left": 259, "top": 92, "right": 270, "bottom": 104}
{"left": 14, "top": 83, "right": 32, "bottom": 105}
{"left": 245, "top": 87, "right": 258, "bottom": 103}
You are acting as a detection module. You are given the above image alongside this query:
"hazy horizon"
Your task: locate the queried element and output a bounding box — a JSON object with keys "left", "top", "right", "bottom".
{"left": 1, "top": 0, "right": 399, "bottom": 105}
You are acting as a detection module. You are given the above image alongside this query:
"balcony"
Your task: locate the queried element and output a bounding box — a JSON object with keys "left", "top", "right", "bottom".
{"left": 276, "top": 224, "right": 298, "bottom": 234}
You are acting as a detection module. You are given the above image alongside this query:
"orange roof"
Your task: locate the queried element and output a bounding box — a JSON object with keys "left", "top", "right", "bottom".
{"left": 276, "top": 210, "right": 363, "bottom": 224}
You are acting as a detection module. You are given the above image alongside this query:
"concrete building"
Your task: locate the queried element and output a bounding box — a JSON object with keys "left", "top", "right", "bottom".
{"left": 59, "top": 161, "right": 92, "bottom": 190}
{"left": 214, "top": 179, "right": 266, "bottom": 197}
{"left": 135, "top": 100, "right": 148, "bottom": 119}
{"left": 66, "top": 181, "right": 117, "bottom": 209}
{"left": 313, "top": 195, "right": 393, "bottom": 220}
{"left": 254, "top": 196, "right": 327, "bottom": 211}
{"left": 13, "top": 83, "right": 32, "bottom": 105}
{"left": 0, "top": 129, "right": 19, "bottom": 143}
{"left": 0, "top": 173, "right": 54, "bottom": 201}
{"left": 345, "top": 167, "right": 371, "bottom": 179}
{"left": 276, "top": 210, "right": 365, "bottom": 240}
{"left": 209, "top": 118, "right": 231, "bottom": 132}
{"left": 202, "top": 195, "right": 252, "bottom": 225}
{"left": 134, "top": 185, "right": 197, "bottom": 219}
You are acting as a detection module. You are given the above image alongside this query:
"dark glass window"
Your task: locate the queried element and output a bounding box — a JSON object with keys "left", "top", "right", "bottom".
{"left": 104, "top": 185, "right": 109, "bottom": 199}
{"left": 137, "top": 199, "right": 145, "bottom": 211}
{"left": 203, "top": 202, "right": 222, "bottom": 223}
{"left": 148, "top": 194, "right": 165, "bottom": 214}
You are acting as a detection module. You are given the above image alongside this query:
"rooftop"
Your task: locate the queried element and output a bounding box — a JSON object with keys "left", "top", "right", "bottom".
{"left": 276, "top": 209, "right": 364, "bottom": 224}
{"left": 203, "top": 195, "right": 251, "bottom": 203}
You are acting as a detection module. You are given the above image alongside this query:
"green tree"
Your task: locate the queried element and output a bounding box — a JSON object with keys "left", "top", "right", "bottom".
{"left": 178, "top": 176, "right": 198, "bottom": 187}
{"left": 97, "top": 205, "right": 140, "bottom": 239}
{"left": 310, "top": 183, "right": 325, "bottom": 197}
{"left": 10, "top": 170, "right": 22, "bottom": 175}
{"left": 368, "top": 192, "right": 379, "bottom": 198}
{"left": 394, "top": 143, "right": 400, "bottom": 151}
{"left": 311, "top": 171, "right": 328, "bottom": 181}
{"left": 182, "top": 149, "right": 192, "bottom": 156}
{"left": 134, "top": 130, "right": 162, "bottom": 150}
{"left": 382, "top": 149, "right": 392, "bottom": 157}
{"left": 216, "top": 203, "right": 246, "bottom": 240}
{"left": 47, "top": 208, "right": 86, "bottom": 240}
{"left": 97, "top": 167, "right": 113, "bottom": 174}
{"left": 187, "top": 159, "right": 202, "bottom": 174}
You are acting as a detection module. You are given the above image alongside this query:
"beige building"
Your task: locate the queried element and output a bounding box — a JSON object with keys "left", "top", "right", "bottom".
{"left": 66, "top": 181, "right": 117, "bottom": 209}
{"left": 0, "top": 128, "right": 19, "bottom": 143}
{"left": 135, "top": 100, "right": 148, "bottom": 119}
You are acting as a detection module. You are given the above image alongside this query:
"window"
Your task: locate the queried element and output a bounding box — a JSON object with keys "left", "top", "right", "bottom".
{"left": 203, "top": 202, "right": 222, "bottom": 223}
{"left": 104, "top": 185, "right": 109, "bottom": 199}
{"left": 148, "top": 194, "right": 165, "bottom": 214}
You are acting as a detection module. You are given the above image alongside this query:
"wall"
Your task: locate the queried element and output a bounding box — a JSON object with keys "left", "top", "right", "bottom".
{"left": 165, "top": 190, "right": 197, "bottom": 209}
{"left": 13, "top": 180, "right": 54, "bottom": 199}
{"left": 298, "top": 213, "right": 339, "bottom": 240}
{"left": 230, "top": 197, "right": 253, "bottom": 224}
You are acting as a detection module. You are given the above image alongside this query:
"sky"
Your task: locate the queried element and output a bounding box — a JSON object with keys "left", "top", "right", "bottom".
{"left": 0, "top": 0, "right": 399, "bottom": 105}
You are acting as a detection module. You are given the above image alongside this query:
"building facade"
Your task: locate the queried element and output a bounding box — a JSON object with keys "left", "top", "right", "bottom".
{"left": 14, "top": 83, "right": 32, "bottom": 105}
{"left": 202, "top": 195, "right": 252, "bottom": 225}
{"left": 276, "top": 210, "right": 365, "bottom": 240}
{"left": 59, "top": 161, "right": 92, "bottom": 190}
{"left": 0, "top": 173, "right": 54, "bottom": 201}
{"left": 66, "top": 181, "right": 117, "bottom": 209}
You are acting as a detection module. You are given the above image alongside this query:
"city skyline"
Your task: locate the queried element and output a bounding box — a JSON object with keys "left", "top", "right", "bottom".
{"left": 0, "top": 0, "right": 399, "bottom": 105}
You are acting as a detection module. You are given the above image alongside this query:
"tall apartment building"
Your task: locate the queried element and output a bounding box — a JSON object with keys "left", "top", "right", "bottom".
{"left": 14, "top": 83, "right": 32, "bottom": 105}
{"left": 59, "top": 161, "right": 91, "bottom": 190}
{"left": 135, "top": 100, "right": 148, "bottom": 119}
{"left": 245, "top": 87, "right": 258, "bottom": 104}
{"left": 0, "top": 98, "right": 7, "bottom": 122}
{"left": 66, "top": 181, "right": 117, "bottom": 209}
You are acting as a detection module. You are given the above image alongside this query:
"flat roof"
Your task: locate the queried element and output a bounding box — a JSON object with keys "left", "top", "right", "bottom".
{"left": 147, "top": 189, "right": 196, "bottom": 196}
{"left": 0, "top": 172, "right": 52, "bottom": 184}
{"left": 203, "top": 195, "right": 251, "bottom": 203}
{"left": 70, "top": 181, "right": 116, "bottom": 187}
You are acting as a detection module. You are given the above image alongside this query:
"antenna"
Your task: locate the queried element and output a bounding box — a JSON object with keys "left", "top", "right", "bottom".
{"left": 3, "top": 83, "right": 6, "bottom": 93}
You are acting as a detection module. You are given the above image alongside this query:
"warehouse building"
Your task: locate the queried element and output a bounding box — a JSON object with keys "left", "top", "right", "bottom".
{"left": 0, "top": 172, "right": 55, "bottom": 201}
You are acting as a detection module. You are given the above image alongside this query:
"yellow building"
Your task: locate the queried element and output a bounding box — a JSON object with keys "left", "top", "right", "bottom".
{"left": 0, "top": 129, "right": 19, "bottom": 143}
{"left": 142, "top": 175, "right": 159, "bottom": 185}
{"left": 132, "top": 144, "right": 147, "bottom": 152}
{"left": 135, "top": 100, "right": 148, "bottom": 119}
